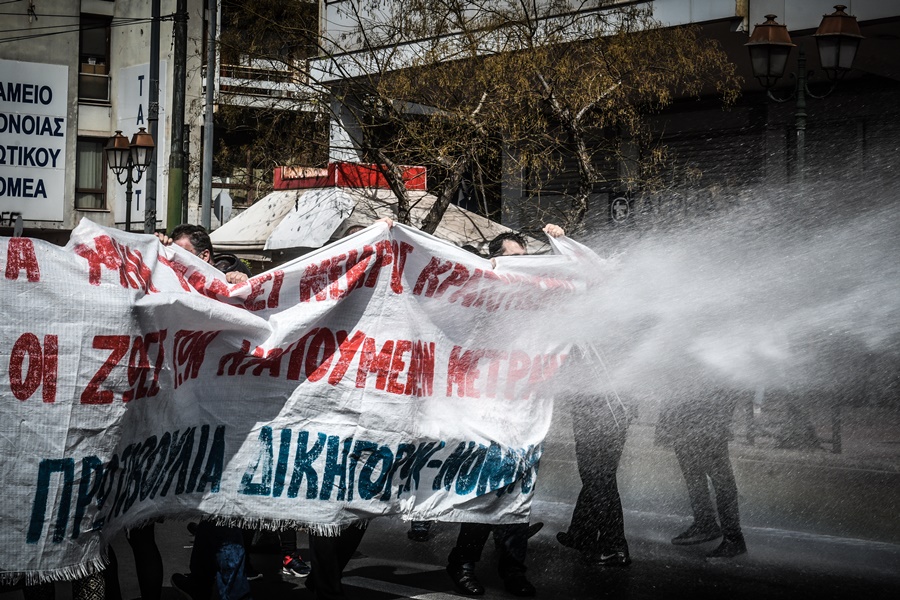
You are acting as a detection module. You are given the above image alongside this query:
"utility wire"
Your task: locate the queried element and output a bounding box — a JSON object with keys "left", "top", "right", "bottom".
{"left": 0, "top": 17, "right": 154, "bottom": 35}
{"left": 0, "top": 15, "right": 175, "bottom": 44}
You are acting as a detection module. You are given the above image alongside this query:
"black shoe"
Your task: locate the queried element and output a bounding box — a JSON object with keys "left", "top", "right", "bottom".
{"left": 526, "top": 522, "right": 543, "bottom": 539}
{"left": 671, "top": 523, "right": 721, "bottom": 546}
{"left": 447, "top": 562, "right": 484, "bottom": 596}
{"left": 281, "top": 551, "right": 311, "bottom": 577}
{"left": 588, "top": 550, "right": 631, "bottom": 567}
{"left": 407, "top": 520, "right": 432, "bottom": 542}
{"left": 503, "top": 573, "right": 536, "bottom": 597}
{"left": 706, "top": 535, "right": 747, "bottom": 560}
{"left": 556, "top": 531, "right": 587, "bottom": 552}
{"left": 171, "top": 573, "right": 197, "bottom": 600}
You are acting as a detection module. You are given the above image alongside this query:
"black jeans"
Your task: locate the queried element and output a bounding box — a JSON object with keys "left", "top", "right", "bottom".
{"left": 673, "top": 436, "right": 741, "bottom": 538}
{"left": 448, "top": 522, "right": 528, "bottom": 576}
{"left": 567, "top": 396, "right": 629, "bottom": 554}
{"left": 307, "top": 525, "right": 367, "bottom": 600}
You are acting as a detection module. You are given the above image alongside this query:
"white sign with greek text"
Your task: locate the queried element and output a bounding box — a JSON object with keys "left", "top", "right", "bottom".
{"left": 0, "top": 59, "right": 68, "bottom": 221}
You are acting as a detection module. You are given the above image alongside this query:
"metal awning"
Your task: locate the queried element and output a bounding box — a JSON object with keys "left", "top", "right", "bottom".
{"left": 208, "top": 190, "right": 302, "bottom": 251}
{"left": 210, "top": 187, "right": 544, "bottom": 256}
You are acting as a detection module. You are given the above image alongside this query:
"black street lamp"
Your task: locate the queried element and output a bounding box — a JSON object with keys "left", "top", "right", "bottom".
{"left": 105, "top": 128, "right": 155, "bottom": 232}
{"left": 745, "top": 5, "right": 863, "bottom": 181}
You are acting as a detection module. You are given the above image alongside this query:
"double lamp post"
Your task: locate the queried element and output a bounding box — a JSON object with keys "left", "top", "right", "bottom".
{"left": 745, "top": 5, "right": 864, "bottom": 453}
{"left": 105, "top": 128, "right": 156, "bottom": 233}
{"left": 745, "top": 5, "right": 863, "bottom": 182}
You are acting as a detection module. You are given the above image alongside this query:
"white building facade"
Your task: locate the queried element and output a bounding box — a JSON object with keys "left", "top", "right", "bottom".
{"left": 0, "top": 0, "right": 207, "bottom": 238}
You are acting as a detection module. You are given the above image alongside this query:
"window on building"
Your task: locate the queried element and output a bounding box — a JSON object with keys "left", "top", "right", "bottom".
{"left": 79, "top": 15, "right": 111, "bottom": 103}
{"left": 75, "top": 138, "right": 107, "bottom": 210}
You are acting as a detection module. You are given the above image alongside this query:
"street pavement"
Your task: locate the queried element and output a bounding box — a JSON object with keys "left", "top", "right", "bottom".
{"left": 108, "top": 406, "right": 899, "bottom": 600}
{"left": 4, "top": 405, "right": 899, "bottom": 600}
{"left": 99, "top": 498, "right": 899, "bottom": 600}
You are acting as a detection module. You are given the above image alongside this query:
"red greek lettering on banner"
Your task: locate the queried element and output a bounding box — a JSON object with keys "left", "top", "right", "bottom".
{"left": 5, "top": 238, "right": 41, "bottom": 282}
{"left": 8, "top": 333, "right": 57, "bottom": 402}
{"left": 80, "top": 335, "right": 130, "bottom": 404}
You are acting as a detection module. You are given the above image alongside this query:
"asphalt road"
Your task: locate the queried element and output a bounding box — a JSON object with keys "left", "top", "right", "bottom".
{"left": 96, "top": 497, "right": 899, "bottom": 600}
{"left": 5, "top": 409, "right": 898, "bottom": 600}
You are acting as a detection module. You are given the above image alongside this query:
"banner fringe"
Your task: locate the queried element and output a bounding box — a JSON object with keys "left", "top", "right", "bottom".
{"left": 2, "top": 553, "right": 109, "bottom": 587}
{"left": 0, "top": 517, "right": 371, "bottom": 585}
{"left": 208, "top": 515, "right": 368, "bottom": 537}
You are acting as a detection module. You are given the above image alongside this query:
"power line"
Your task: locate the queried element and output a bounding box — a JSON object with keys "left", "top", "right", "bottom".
{"left": 0, "top": 14, "right": 175, "bottom": 44}
{"left": 0, "top": 17, "right": 152, "bottom": 35}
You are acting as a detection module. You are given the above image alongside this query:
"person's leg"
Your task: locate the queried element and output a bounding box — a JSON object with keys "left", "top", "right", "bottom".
{"left": 706, "top": 438, "right": 741, "bottom": 537}
{"left": 308, "top": 533, "right": 340, "bottom": 600}
{"left": 494, "top": 523, "right": 535, "bottom": 596}
{"left": 185, "top": 521, "right": 218, "bottom": 600}
{"left": 494, "top": 523, "right": 528, "bottom": 576}
{"left": 241, "top": 528, "right": 261, "bottom": 578}
{"left": 448, "top": 522, "right": 492, "bottom": 566}
{"left": 672, "top": 439, "right": 722, "bottom": 545}
{"left": 127, "top": 522, "right": 163, "bottom": 600}
{"left": 447, "top": 523, "right": 492, "bottom": 595}
{"left": 307, "top": 525, "right": 366, "bottom": 600}
{"left": 589, "top": 403, "right": 629, "bottom": 556}
{"left": 705, "top": 438, "right": 747, "bottom": 559}
{"left": 567, "top": 398, "right": 629, "bottom": 555}
{"left": 280, "top": 529, "right": 297, "bottom": 555}
{"left": 335, "top": 525, "right": 366, "bottom": 572}
{"left": 280, "top": 528, "right": 311, "bottom": 577}
{"left": 21, "top": 582, "right": 55, "bottom": 600}
{"left": 212, "top": 525, "right": 252, "bottom": 600}
{"left": 564, "top": 397, "right": 603, "bottom": 550}
{"left": 673, "top": 441, "right": 718, "bottom": 528}
{"left": 104, "top": 545, "right": 124, "bottom": 600}
{"left": 407, "top": 520, "right": 433, "bottom": 541}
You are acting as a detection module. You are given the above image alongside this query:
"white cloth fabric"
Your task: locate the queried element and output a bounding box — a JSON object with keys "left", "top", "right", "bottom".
{"left": 0, "top": 218, "right": 596, "bottom": 581}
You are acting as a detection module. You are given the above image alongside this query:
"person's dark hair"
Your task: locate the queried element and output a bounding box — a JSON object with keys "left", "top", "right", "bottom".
{"left": 171, "top": 224, "right": 213, "bottom": 257}
{"left": 342, "top": 224, "right": 366, "bottom": 238}
{"left": 461, "top": 244, "right": 482, "bottom": 257}
{"left": 214, "top": 253, "right": 252, "bottom": 276}
{"left": 488, "top": 231, "right": 527, "bottom": 258}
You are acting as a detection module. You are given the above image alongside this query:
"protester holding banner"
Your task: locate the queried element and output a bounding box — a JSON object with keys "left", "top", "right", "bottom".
{"left": 556, "top": 344, "right": 632, "bottom": 567}
{"left": 158, "top": 223, "right": 251, "bottom": 283}
{"left": 1, "top": 216, "right": 592, "bottom": 586}
{"left": 155, "top": 224, "right": 254, "bottom": 600}
{"left": 660, "top": 389, "right": 749, "bottom": 560}
{"left": 302, "top": 217, "right": 394, "bottom": 600}
{"left": 445, "top": 224, "right": 564, "bottom": 598}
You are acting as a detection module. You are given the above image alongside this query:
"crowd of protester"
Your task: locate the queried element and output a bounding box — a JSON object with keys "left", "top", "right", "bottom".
{"left": 2, "top": 222, "right": 747, "bottom": 600}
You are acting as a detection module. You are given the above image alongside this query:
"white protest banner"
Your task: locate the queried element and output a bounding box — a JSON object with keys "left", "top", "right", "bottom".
{"left": 0, "top": 218, "right": 594, "bottom": 582}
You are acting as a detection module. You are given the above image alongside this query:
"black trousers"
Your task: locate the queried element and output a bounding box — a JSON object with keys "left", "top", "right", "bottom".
{"left": 673, "top": 436, "right": 741, "bottom": 538}
{"left": 567, "top": 396, "right": 629, "bottom": 554}
{"left": 307, "top": 525, "right": 367, "bottom": 600}
{"left": 448, "top": 522, "right": 528, "bottom": 576}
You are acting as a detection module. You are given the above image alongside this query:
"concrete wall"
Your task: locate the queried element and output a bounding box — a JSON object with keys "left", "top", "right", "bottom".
{"left": 0, "top": 0, "right": 206, "bottom": 235}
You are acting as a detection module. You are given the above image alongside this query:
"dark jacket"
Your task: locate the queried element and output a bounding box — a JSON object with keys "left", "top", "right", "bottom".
{"left": 655, "top": 390, "right": 746, "bottom": 447}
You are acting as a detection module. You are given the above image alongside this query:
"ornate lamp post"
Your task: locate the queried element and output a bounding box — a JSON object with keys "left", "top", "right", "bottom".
{"left": 745, "top": 5, "right": 863, "bottom": 181}
{"left": 745, "top": 6, "right": 863, "bottom": 453}
{"left": 105, "top": 128, "right": 155, "bottom": 232}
